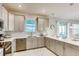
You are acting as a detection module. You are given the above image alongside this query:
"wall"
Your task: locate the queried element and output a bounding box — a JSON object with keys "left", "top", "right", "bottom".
{"left": 46, "top": 15, "right": 79, "bottom": 39}
{"left": 46, "top": 15, "right": 58, "bottom": 37}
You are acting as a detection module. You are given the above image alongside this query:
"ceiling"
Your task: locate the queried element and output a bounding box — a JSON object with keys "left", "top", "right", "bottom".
{"left": 3, "top": 3, "right": 79, "bottom": 20}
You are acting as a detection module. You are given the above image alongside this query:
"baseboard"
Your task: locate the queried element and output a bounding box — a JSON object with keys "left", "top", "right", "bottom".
{"left": 45, "top": 46, "right": 58, "bottom": 56}
{"left": 26, "top": 46, "right": 45, "bottom": 51}
{"left": 6, "top": 46, "right": 45, "bottom": 54}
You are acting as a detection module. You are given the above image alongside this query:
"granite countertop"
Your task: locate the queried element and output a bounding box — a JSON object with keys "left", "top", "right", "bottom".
{"left": 0, "top": 35, "right": 42, "bottom": 42}
{"left": 45, "top": 35, "right": 79, "bottom": 47}
{"left": 1, "top": 35, "right": 79, "bottom": 47}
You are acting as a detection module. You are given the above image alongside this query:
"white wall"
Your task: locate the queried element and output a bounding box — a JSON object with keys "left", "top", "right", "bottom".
{"left": 46, "top": 15, "right": 57, "bottom": 37}
{"left": 46, "top": 15, "right": 79, "bottom": 39}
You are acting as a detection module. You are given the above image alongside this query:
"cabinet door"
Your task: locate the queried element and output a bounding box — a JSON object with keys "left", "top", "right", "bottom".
{"left": 64, "top": 44, "right": 79, "bottom": 56}
{"left": 49, "top": 39, "right": 55, "bottom": 52}
{"left": 37, "top": 37, "right": 44, "bottom": 47}
{"left": 45, "top": 37, "right": 50, "bottom": 49}
{"left": 26, "top": 37, "right": 38, "bottom": 49}
{"left": 0, "top": 4, "right": 2, "bottom": 19}
{"left": 14, "top": 15, "right": 24, "bottom": 32}
{"left": 26, "top": 38, "right": 33, "bottom": 49}
{"left": 38, "top": 18, "right": 44, "bottom": 32}
{"left": 2, "top": 7, "right": 8, "bottom": 31}
{"left": 8, "top": 13, "right": 14, "bottom": 31}
{"left": 45, "top": 38, "right": 56, "bottom": 52}
{"left": 38, "top": 18, "right": 49, "bottom": 32}
{"left": 55, "top": 40, "right": 64, "bottom": 56}
{"left": 16, "top": 39, "right": 26, "bottom": 51}
{"left": 32, "top": 37, "right": 38, "bottom": 48}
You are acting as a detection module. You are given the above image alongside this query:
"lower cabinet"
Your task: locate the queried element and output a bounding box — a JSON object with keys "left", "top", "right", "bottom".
{"left": 15, "top": 37, "right": 45, "bottom": 51}
{"left": 4, "top": 37, "right": 79, "bottom": 56}
{"left": 26, "top": 37, "right": 37, "bottom": 49}
{"left": 32, "top": 37, "right": 38, "bottom": 48}
{"left": 45, "top": 37, "right": 64, "bottom": 56}
{"left": 45, "top": 37, "right": 79, "bottom": 56}
{"left": 45, "top": 37, "right": 55, "bottom": 52}
{"left": 37, "top": 37, "right": 45, "bottom": 47}
{"left": 55, "top": 40, "right": 64, "bottom": 56}
{"left": 26, "top": 37, "right": 45, "bottom": 49}
{"left": 64, "top": 44, "right": 79, "bottom": 56}
{"left": 26, "top": 39, "right": 33, "bottom": 49}
{"left": 49, "top": 39, "right": 55, "bottom": 52}
{"left": 16, "top": 39, "right": 26, "bottom": 51}
{"left": 45, "top": 37, "right": 50, "bottom": 49}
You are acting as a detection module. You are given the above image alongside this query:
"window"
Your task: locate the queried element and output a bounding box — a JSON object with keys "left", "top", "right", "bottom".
{"left": 71, "top": 24, "right": 79, "bottom": 35}
{"left": 57, "top": 21, "right": 68, "bottom": 39}
{"left": 24, "top": 19, "right": 36, "bottom": 32}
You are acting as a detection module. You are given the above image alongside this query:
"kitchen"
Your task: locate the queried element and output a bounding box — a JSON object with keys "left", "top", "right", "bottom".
{"left": 0, "top": 3, "right": 79, "bottom": 56}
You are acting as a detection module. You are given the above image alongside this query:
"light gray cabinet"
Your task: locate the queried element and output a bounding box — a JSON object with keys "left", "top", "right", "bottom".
{"left": 55, "top": 40, "right": 64, "bottom": 56}
{"left": 45, "top": 37, "right": 55, "bottom": 52}
{"left": 26, "top": 38, "right": 33, "bottom": 49}
{"left": 26, "top": 36, "right": 45, "bottom": 49}
{"left": 32, "top": 37, "right": 38, "bottom": 48}
{"left": 2, "top": 7, "right": 8, "bottom": 31}
{"left": 8, "top": 13, "right": 14, "bottom": 31}
{"left": 37, "top": 18, "right": 49, "bottom": 32}
{"left": 14, "top": 15, "right": 24, "bottom": 32}
{"left": 0, "top": 4, "right": 2, "bottom": 19}
{"left": 49, "top": 39, "right": 55, "bottom": 52}
{"left": 45, "top": 37, "right": 64, "bottom": 56}
{"left": 45, "top": 37, "right": 79, "bottom": 56}
{"left": 45, "top": 37, "right": 50, "bottom": 49}
{"left": 37, "top": 37, "right": 45, "bottom": 47}
{"left": 64, "top": 44, "right": 79, "bottom": 56}
{"left": 26, "top": 37, "right": 38, "bottom": 49}
{"left": 8, "top": 14, "right": 24, "bottom": 31}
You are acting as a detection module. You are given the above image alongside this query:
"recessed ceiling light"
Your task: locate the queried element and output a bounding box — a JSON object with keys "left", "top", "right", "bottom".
{"left": 18, "top": 5, "right": 22, "bottom": 7}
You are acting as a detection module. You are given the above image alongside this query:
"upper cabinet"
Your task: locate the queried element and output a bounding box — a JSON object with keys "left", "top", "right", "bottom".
{"left": 2, "top": 6, "right": 8, "bottom": 31}
{"left": 8, "top": 13, "right": 14, "bottom": 31}
{"left": 9, "top": 13, "right": 25, "bottom": 32}
{"left": 0, "top": 4, "right": 2, "bottom": 19}
{"left": 37, "top": 17, "right": 49, "bottom": 32}
{"left": 0, "top": 5, "right": 49, "bottom": 32}
{"left": 14, "top": 15, "right": 24, "bottom": 32}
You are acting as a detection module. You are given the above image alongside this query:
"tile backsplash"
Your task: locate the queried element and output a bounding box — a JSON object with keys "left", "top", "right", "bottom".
{"left": 4, "top": 31, "right": 41, "bottom": 37}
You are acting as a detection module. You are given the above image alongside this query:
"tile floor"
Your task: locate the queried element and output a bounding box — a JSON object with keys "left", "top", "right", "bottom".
{"left": 6, "top": 48, "right": 56, "bottom": 56}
